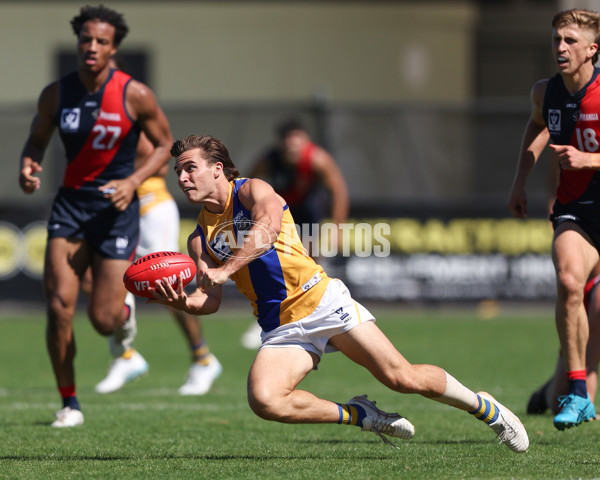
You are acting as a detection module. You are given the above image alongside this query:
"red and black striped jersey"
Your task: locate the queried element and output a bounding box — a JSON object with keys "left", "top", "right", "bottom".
{"left": 265, "top": 142, "right": 318, "bottom": 207}
{"left": 55, "top": 69, "right": 140, "bottom": 191}
{"left": 543, "top": 67, "right": 600, "bottom": 204}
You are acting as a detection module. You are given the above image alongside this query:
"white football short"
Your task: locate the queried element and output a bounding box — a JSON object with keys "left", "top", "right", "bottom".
{"left": 260, "top": 278, "right": 375, "bottom": 359}
{"left": 136, "top": 198, "right": 181, "bottom": 258}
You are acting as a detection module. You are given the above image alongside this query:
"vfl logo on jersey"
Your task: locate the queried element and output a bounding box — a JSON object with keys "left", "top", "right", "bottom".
{"left": 233, "top": 211, "right": 252, "bottom": 231}
{"left": 209, "top": 233, "right": 234, "bottom": 261}
{"left": 60, "top": 108, "right": 81, "bottom": 131}
{"left": 208, "top": 220, "right": 277, "bottom": 261}
{"left": 548, "top": 109, "right": 561, "bottom": 133}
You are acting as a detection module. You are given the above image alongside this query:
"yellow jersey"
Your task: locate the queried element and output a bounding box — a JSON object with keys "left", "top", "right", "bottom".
{"left": 137, "top": 176, "right": 173, "bottom": 216}
{"left": 196, "top": 178, "right": 330, "bottom": 331}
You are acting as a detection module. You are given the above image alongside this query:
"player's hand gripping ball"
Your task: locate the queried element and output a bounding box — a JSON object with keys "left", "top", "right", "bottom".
{"left": 123, "top": 251, "right": 197, "bottom": 298}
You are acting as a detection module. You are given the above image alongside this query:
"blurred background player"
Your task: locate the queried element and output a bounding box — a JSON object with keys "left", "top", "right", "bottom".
{"left": 249, "top": 118, "right": 349, "bottom": 238}
{"left": 18, "top": 5, "right": 173, "bottom": 427}
{"left": 241, "top": 118, "right": 349, "bottom": 348}
{"left": 91, "top": 57, "right": 222, "bottom": 396}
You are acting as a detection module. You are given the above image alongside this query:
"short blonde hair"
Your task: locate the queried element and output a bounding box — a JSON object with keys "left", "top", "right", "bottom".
{"left": 553, "top": 9, "right": 600, "bottom": 63}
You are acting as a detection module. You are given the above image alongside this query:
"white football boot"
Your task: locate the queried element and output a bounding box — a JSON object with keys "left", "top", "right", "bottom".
{"left": 478, "top": 391, "right": 529, "bottom": 453}
{"left": 178, "top": 354, "right": 223, "bottom": 395}
{"left": 348, "top": 394, "right": 415, "bottom": 448}
{"left": 95, "top": 350, "right": 149, "bottom": 394}
{"left": 51, "top": 406, "right": 84, "bottom": 428}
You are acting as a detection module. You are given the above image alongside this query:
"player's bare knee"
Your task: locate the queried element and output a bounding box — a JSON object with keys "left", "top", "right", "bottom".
{"left": 46, "top": 294, "right": 75, "bottom": 326}
{"left": 90, "top": 322, "right": 113, "bottom": 336}
{"left": 557, "top": 272, "right": 585, "bottom": 302}
{"left": 384, "top": 369, "right": 423, "bottom": 395}
{"left": 248, "top": 393, "right": 275, "bottom": 420}
{"left": 248, "top": 399, "right": 270, "bottom": 420}
{"left": 390, "top": 379, "right": 421, "bottom": 395}
{"left": 87, "top": 308, "right": 119, "bottom": 336}
{"left": 248, "top": 388, "right": 285, "bottom": 420}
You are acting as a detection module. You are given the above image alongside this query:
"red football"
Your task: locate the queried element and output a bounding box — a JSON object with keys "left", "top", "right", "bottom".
{"left": 123, "top": 251, "right": 197, "bottom": 298}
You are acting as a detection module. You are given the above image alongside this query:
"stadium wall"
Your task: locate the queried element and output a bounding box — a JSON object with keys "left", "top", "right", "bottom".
{"left": 1, "top": 100, "right": 556, "bottom": 304}
{"left": 1, "top": 1, "right": 558, "bottom": 304}
{"left": 0, "top": 1, "right": 476, "bottom": 105}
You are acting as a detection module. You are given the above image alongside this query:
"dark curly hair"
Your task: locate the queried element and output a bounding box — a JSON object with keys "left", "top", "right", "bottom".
{"left": 275, "top": 117, "right": 306, "bottom": 140}
{"left": 171, "top": 135, "right": 241, "bottom": 181}
{"left": 70, "top": 4, "right": 129, "bottom": 46}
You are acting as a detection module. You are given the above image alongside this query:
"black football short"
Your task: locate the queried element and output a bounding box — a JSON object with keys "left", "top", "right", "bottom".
{"left": 47, "top": 187, "right": 139, "bottom": 260}
{"left": 550, "top": 200, "right": 600, "bottom": 254}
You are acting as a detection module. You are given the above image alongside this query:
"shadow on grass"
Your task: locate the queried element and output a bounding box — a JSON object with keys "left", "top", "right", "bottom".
{"left": 297, "top": 438, "right": 481, "bottom": 446}
{"left": 0, "top": 452, "right": 398, "bottom": 461}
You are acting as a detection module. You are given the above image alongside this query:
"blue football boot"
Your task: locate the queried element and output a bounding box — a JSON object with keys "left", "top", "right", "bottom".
{"left": 553, "top": 393, "right": 596, "bottom": 430}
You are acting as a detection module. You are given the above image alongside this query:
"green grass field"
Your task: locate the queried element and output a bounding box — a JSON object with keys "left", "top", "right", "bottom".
{"left": 1, "top": 304, "right": 598, "bottom": 479}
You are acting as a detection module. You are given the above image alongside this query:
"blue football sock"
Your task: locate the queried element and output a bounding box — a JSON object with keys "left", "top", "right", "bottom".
{"left": 337, "top": 403, "right": 367, "bottom": 427}
{"left": 469, "top": 394, "right": 499, "bottom": 425}
{"left": 568, "top": 379, "right": 588, "bottom": 398}
{"left": 63, "top": 396, "right": 81, "bottom": 411}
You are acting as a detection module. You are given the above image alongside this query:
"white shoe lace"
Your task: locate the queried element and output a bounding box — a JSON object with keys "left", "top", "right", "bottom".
{"left": 493, "top": 414, "right": 517, "bottom": 445}
{"left": 368, "top": 424, "right": 401, "bottom": 449}
{"left": 351, "top": 395, "right": 414, "bottom": 448}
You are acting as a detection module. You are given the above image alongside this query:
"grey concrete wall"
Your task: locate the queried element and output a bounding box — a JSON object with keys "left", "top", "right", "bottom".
{"left": 1, "top": 1, "right": 477, "bottom": 105}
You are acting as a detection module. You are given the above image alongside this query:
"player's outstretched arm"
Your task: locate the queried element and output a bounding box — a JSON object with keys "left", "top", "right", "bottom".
{"left": 101, "top": 80, "right": 174, "bottom": 210}
{"left": 206, "top": 179, "right": 282, "bottom": 288}
{"left": 150, "top": 231, "right": 222, "bottom": 315}
{"left": 313, "top": 148, "right": 349, "bottom": 225}
{"left": 197, "top": 179, "right": 283, "bottom": 290}
{"left": 508, "top": 79, "right": 550, "bottom": 218}
{"left": 128, "top": 81, "right": 173, "bottom": 183}
{"left": 19, "top": 83, "right": 58, "bottom": 194}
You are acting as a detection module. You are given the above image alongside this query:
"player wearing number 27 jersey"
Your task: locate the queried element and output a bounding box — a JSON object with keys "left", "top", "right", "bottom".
{"left": 59, "top": 69, "right": 139, "bottom": 191}
{"left": 18, "top": 5, "right": 174, "bottom": 427}
{"left": 48, "top": 68, "right": 140, "bottom": 259}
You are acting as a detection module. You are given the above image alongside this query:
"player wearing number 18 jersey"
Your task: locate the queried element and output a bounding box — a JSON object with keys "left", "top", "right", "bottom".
{"left": 545, "top": 66, "right": 600, "bottom": 238}
{"left": 18, "top": 5, "right": 173, "bottom": 427}
{"left": 508, "top": 8, "right": 600, "bottom": 431}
